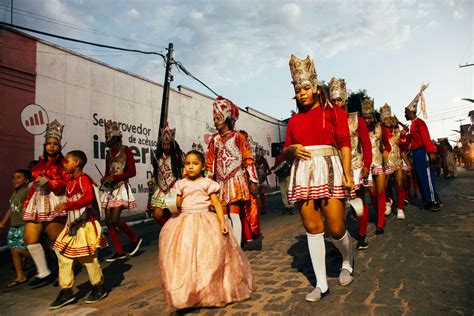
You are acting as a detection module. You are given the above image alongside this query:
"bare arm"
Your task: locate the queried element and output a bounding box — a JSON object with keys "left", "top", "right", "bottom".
{"left": 341, "top": 147, "right": 354, "bottom": 190}
{"left": 210, "top": 193, "right": 228, "bottom": 235}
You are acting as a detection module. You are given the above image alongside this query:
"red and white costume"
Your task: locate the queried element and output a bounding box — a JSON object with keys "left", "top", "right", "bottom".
{"left": 23, "top": 120, "right": 69, "bottom": 222}
{"left": 206, "top": 97, "right": 258, "bottom": 206}
{"left": 100, "top": 120, "right": 137, "bottom": 210}
{"left": 53, "top": 174, "right": 108, "bottom": 257}
{"left": 347, "top": 112, "right": 373, "bottom": 190}
{"left": 285, "top": 104, "right": 350, "bottom": 202}
{"left": 380, "top": 103, "right": 403, "bottom": 175}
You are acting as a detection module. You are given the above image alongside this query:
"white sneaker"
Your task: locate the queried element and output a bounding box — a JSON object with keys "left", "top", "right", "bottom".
{"left": 397, "top": 209, "right": 405, "bottom": 220}
{"left": 385, "top": 202, "right": 392, "bottom": 216}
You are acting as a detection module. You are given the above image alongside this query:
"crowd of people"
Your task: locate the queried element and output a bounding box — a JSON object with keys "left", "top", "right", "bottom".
{"left": 1, "top": 53, "right": 446, "bottom": 311}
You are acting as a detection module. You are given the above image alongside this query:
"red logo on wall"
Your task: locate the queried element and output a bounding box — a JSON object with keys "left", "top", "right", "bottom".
{"left": 21, "top": 103, "right": 49, "bottom": 135}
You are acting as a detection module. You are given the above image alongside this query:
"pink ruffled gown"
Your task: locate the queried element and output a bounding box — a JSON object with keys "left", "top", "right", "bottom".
{"left": 158, "top": 177, "right": 255, "bottom": 309}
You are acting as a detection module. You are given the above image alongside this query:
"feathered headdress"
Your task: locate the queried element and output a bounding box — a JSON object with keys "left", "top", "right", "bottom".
{"left": 406, "top": 83, "right": 429, "bottom": 119}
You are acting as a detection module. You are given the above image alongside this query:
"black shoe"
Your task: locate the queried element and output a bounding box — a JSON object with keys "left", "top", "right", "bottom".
{"left": 49, "top": 288, "right": 75, "bottom": 310}
{"left": 423, "top": 202, "right": 433, "bottom": 211}
{"left": 105, "top": 252, "right": 127, "bottom": 262}
{"left": 356, "top": 235, "right": 369, "bottom": 250}
{"left": 29, "top": 274, "right": 52, "bottom": 289}
{"left": 375, "top": 228, "right": 384, "bottom": 235}
{"left": 431, "top": 202, "right": 441, "bottom": 212}
{"left": 128, "top": 238, "right": 143, "bottom": 257}
{"left": 85, "top": 285, "right": 108, "bottom": 304}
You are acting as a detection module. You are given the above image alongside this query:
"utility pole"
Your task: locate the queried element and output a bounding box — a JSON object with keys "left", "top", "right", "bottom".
{"left": 158, "top": 43, "right": 174, "bottom": 138}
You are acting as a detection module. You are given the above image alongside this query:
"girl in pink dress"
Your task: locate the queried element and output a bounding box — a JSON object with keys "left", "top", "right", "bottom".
{"left": 158, "top": 150, "right": 255, "bottom": 310}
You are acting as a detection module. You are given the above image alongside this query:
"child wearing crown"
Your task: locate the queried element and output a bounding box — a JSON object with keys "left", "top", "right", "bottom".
{"left": 23, "top": 120, "right": 70, "bottom": 288}
{"left": 100, "top": 120, "right": 142, "bottom": 262}
{"left": 150, "top": 122, "right": 184, "bottom": 226}
{"left": 206, "top": 97, "right": 259, "bottom": 246}
{"left": 329, "top": 77, "right": 373, "bottom": 250}
{"left": 361, "top": 98, "right": 391, "bottom": 235}
{"left": 284, "top": 55, "right": 354, "bottom": 302}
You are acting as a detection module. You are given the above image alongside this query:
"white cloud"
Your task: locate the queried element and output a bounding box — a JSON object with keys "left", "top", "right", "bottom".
{"left": 128, "top": 8, "right": 140, "bottom": 18}
{"left": 387, "top": 24, "right": 411, "bottom": 49}
{"left": 453, "top": 9, "right": 465, "bottom": 19}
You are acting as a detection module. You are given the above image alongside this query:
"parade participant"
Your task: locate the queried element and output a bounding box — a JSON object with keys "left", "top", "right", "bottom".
{"left": 255, "top": 146, "right": 271, "bottom": 215}
{"left": 0, "top": 169, "right": 31, "bottom": 287}
{"left": 23, "top": 120, "right": 69, "bottom": 288}
{"left": 206, "top": 96, "right": 259, "bottom": 246}
{"left": 100, "top": 120, "right": 142, "bottom": 262}
{"left": 271, "top": 149, "right": 294, "bottom": 215}
{"left": 380, "top": 104, "right": 407, "bottom": 219}
{"left": 50, "top": 150, "right": 108, "bottom": 309}
{"left": 284, "top": 55, "right": 354, "bottom": 302}
{"left": 159, "top": 150, "right": 255, "bottom": 309}
{"left": 361, "top": 98, "right": 391, "bottom": 234}
{"left": 329, "top": 77, "right": 372, "bottom": 250}
{"left": 239, "top": 130, "right": 261, "bottom": 241}
{"left": 404, "top": 84, "right": 441, "bottom": 211}
{"left": 150, "top": 122, "right": 184, "bottom": 225}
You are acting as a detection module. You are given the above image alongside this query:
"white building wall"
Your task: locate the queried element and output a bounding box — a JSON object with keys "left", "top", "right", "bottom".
{"left": 35, "top": 41, "right": 285, "bottom": 215}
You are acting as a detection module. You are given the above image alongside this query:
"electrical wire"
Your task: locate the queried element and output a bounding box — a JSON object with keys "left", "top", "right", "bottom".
{"left": 0, "top": 22, "right": 166, "bottom": 60}
{"left": 0, "top": 3, "right": 167, "bottom": 49}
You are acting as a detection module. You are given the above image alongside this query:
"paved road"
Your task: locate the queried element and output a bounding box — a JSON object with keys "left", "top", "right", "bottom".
{"left": 1, "top": 171, "right": 473, "bottom": 315}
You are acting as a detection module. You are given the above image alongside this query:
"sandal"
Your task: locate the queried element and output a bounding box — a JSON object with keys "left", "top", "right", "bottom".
{"left": 8, "top": 279, "right": 27, "bottom": 288}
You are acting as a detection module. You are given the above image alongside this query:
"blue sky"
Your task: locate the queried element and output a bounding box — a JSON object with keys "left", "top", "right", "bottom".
{"left": 2, "top": 0, "right": 473, "bottom": 142}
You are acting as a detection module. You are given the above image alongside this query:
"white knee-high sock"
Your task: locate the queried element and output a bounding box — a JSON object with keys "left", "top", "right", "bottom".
{"left": 27, "top": 243, "right": 51, "bottom": 278}
{"left": 307, "top": 232, "right": 328, "bottom": 292}
{"left": 331, "top": 231, "right": 354, "bottom": 273}
{"left": 229, "top": 213, "right": 242, "bottom": 246}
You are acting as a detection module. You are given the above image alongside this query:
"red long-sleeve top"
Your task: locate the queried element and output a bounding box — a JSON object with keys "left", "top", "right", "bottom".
{"left": 65, "top": 174, "right": 94, "bottom": 210}
{"left": 24, "top": 154, "right": 70, "bottom": 209}
{"left": 380, "top": 125, "right": 392, "bottom": 153}
{"left": 105, "top": 146, "right": 137, "bottom": 182}
{"left": 285, "top": 106, "right": 351, "bottom": 149}
{"left": 408, "top": 118, "right": 437, "bottom": 153}
{"left": 356, "top": 116, "right": 373, "bottom": 169}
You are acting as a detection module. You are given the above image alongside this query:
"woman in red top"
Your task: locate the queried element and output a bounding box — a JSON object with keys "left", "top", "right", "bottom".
{"left": 329, "top": 77, "right": 373, "bottom": 250}
{"left": 284, "top": 55, "right": 354, "bottom": 302}
{"left": 23, "top": 120, "right": 69, "bottom": 287}
{"left": 100, "top": 120, "right": 142, "bottom": 262}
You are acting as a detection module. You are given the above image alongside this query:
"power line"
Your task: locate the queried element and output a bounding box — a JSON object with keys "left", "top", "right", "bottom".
{"left": 0, "top": 22, "right": 166, "bottom": 60}
{"left": 0, "top": 3, "right": 167, "bottom": 49}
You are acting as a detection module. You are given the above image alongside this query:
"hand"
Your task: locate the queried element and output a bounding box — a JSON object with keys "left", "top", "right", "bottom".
{"left": 249, "top": 183, "right": 258, "bottom": 196}
{"left": 429, "top": 153, "right": 437, "bottom": 162}
{"left": 55, "top": 203, "right": 66, "bottom": 212}
{"left": 342, "top": 174, "right": 355, "bottom": 191}
{"left": 34, "top": 175, "right": 48, "bottom": 189}
{"left": 0, "top": 223, "right": 5, "bottom": 229}
{"left": 360, "top": 167, "right": 370, "bottom": 180}
{"left": 291, "top": 144, "right": 311, "bottom": 161}
{"left": 220, "top": 222, "right": 229, "bottom": 235}
{"left": 101, "top": 176, "right": 114, "bottom": 184}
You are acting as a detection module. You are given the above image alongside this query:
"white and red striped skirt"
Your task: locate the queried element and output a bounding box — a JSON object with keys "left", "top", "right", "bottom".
{"left": 288, "top": 145, "right": 347, "bottom": 203}
{"left": 23, "top": 191, "right": 66, "bottom": 222}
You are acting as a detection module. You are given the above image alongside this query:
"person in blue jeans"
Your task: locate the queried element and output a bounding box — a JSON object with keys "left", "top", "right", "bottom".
{"left": 404, "top": 85, "right": 441, "bottom": 211}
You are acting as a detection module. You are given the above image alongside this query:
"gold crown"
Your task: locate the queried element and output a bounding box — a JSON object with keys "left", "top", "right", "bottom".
{"left": 361, "top": 98, "right": 374, "bottom": 115}
{"left": 380, "top": 103, "right": 392, "bottom": 121}
{"left": 289, "top": 55, "right": 319, "bottom": 90}
{"left": 328, "top": 77, "right": 347, "bottom": 101}
{"left": 105, "top": 120, "right": 122, "bottom": 141}
{"left": 45, "top": 119, "right": 64, "bottom": 142}
{"left": 160, "top": 122, "right": 176, "bottom": 143}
